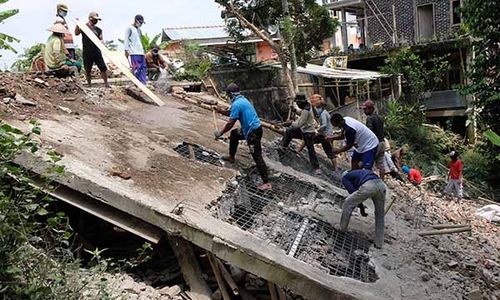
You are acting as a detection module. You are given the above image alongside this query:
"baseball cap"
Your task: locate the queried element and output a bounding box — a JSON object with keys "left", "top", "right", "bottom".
{"left": 89, "top": 12, "right": 101, "bottom": 21}
{"left": 362, "top": 99, "right": 375, "bottom": 109}
{"left": 135, "top": 14, "right": 145, "bottom": 24}
{"left": 57, "top": 4, "right": 68, "bottom": 12}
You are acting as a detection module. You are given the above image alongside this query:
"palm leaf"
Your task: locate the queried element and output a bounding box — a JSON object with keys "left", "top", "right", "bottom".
{"left": 484, "top": 130, "right": 500, "bottom": 147}
{"left": 0, "top": 8, "right": 19, "bottom": 22}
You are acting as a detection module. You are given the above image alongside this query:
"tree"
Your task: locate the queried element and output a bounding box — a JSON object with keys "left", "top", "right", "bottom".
{"left": 11, "top": 43, "right": 44, "bottom": 71}
{"left": 381, "top": 48, "right": 449, "bottom": 101}
{"left": 216, "top": 0, "right": 337, "bottom": 110}
{"left": 0, "top": 0, "right": 19, "bottom": 55}
{"left": 461, "top": 0, "right": 500, "bottom": 186}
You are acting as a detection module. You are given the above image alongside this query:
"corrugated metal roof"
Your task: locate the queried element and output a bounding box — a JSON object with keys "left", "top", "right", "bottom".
{"left": 266, "top": 63, "right": 387, "bottom": 80}
{"left": 163, "top": 26, "right": 229, "bottom": 41}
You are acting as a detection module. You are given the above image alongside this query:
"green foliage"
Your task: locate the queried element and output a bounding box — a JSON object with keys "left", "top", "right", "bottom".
{"left": 461, "top": 0, "right": 500, "bottom": 185}
{"left": 104, "top": 40, "right": 118, "bottom": 51}
{"left": 141, "top": 33, "right": 168, "bottom": 52}
{"left": 385, "top": 101, "right": 464, "bottom": 172}
{"left": 11, "top": 43, "right": 44, "bottom": 71}
{"left": 0, "top": 0, "right": 19, "bottom": 56}
{"left": 381, "top": 48, "right": 449, "bottom": 101}
{"left": 217, "top": 0, "right": 337, "bottom": 66}
{"left": 174, "top": 43, "right": 212, "bottom": 81}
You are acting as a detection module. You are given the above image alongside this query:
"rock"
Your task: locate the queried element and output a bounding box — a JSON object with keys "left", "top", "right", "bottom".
{"left": 63, "top": 97, "right": 77, "bottom": 101}
{"left": 171, "top": 86, "right": 185, "bottom": 94}
{"left": 2, "top": 97, "right": 11, "bottom": 104}
{"left": 420, "top": 272, "right": 430, "bottom": 282}
{"left": 57, "top": 83, "right": 68, "bottom": 93}
{"left": 481, "top": 268, "right": 496, "bottom": 285}
{"left": 18, "top": 114, "right": 27, "bottom": 121}
{"left": 382, "top": 262, "right": 392, "bottom": 270}
{"left": 122, "top": 279, "right": 141, "bottom": 294}
{"left": 34, "top": 78, "right": 50, "bottom": 87}
{"left": 58, "top": 106, "right": 72, "bottom": 114}
{"left": 448, "top": 260, "right": 459, "bottom": 268}
{"left": 467, "top": 289, "right": 481, "bottom": 300}
{"left": 15, "top": 94, "right": 36, "bottom": 106}
{"left": 160, "top": 285, "right": 182, "bottom": 297}
{"left": 111, "top": 169, "right": 132, "bottom": 180}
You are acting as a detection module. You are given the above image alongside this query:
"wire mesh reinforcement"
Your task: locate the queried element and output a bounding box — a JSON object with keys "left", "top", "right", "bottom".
{"left": 209, "top": 169, "right": 378, "bottom": 283}
{"left": 173, "top": 142, "right": 222, "bottom": 167}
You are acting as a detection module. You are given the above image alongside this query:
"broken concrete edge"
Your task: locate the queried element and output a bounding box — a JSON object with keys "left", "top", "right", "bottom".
{"left": 14, "top": 152, "right": 401, "bottom": 300}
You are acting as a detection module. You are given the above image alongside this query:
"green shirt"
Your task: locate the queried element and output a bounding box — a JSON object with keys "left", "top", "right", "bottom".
{"left": 44, "top": 35, "right": 66, "bottom": 69}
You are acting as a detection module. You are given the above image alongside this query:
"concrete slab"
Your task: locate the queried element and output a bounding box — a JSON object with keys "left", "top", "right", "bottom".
{"left": 10, "top": 92, "right": 401, "bottom": 300}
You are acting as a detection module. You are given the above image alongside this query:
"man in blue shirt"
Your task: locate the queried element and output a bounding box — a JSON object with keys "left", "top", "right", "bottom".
{"left": 341, "top": 169, "right": 387, "bottom": 249}
{"left": 214, "top": 83, "right": 271, "bottom": 190}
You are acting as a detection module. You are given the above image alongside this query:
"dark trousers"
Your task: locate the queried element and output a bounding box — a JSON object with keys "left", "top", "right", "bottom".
{"left": 230, "top": 127, "right": 269, "bottom": 183}
{"left": 281, "top": 128, "right": 319, "bottom": 170}
{"left": 314, "top": 135, "right": 335, "bottom": 159}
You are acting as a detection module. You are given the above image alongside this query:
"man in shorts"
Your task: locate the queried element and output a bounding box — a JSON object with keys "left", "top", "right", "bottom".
{"left": 75, "top": 12, "right": 109, "bottom": 87}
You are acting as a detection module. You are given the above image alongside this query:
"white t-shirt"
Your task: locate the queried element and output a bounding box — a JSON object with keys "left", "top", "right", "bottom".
{"left": 124, "top": 25, "right": 144, "bottom": 55}
{"left": 344, "top": 116, "right": 379, "bottom": 153}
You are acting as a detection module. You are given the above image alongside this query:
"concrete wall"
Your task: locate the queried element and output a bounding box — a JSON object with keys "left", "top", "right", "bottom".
{"left": 366, "top": 0, "right": 461, "bottom": 47}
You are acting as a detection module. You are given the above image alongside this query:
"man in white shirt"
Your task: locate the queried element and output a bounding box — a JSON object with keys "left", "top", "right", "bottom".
{"left": 329, "top": 113, "right": 380, "bottom": 170}
{"left": 124, "top": 15, "right": 147, "bottom": 84}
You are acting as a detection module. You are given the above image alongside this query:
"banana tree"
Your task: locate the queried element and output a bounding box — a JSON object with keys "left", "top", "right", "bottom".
{"left": 0, "top": 0, "right": 19, "bottom": 55}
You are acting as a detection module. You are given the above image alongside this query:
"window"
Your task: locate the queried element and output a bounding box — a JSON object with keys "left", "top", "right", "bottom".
{"left": 451, "top": 0, "right": 462, "bottom": 25}
{"left": 417, "top": 4, "right": 435, "bottom": 39}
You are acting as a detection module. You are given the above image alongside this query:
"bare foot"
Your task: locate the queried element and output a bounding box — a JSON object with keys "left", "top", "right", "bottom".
{"left": 257, "top": 182, "right": 272, "bottom": 190}
{"left": 220, "top": 154, "right": 235, "bottom": 163}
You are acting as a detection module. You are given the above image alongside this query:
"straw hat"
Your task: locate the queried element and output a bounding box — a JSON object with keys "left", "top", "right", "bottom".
{"left": 47, "top": 23, "right": 70, "bottom": 35}
{"left": 57, "top": 4, "right": 68, "bottom": 12}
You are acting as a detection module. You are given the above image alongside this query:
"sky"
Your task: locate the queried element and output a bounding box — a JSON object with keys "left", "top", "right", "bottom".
{"left": 0, "top": 0, "right": 224, "bottom": 69}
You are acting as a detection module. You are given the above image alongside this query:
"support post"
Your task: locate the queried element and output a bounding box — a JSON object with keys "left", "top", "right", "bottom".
{"left": 341, "top": 8, "right": 349, "bottom": 52}
{"left": 207, "top": 253, "right": 231, "bottom": 300}
{"left": 168, "top": 237, "right": 212, "bottom": 300}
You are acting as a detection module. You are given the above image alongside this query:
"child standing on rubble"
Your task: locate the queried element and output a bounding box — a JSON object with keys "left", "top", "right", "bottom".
{"left": 444, "top": 151, "right": 464, "bottom": 201}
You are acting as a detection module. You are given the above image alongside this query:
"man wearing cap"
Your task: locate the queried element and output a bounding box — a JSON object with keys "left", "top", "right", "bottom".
{"left": 124, "top": 15, "right": 147, "bottom": 84}
{"left": 75, "top": 12, "right": 109, "bottom": 87}
{"left": 329, "top": 113, "right": 380, "bottom": 170}
{"left": 145, "top": 45, "right": 168, "bottom": 81}
{"left": 45, "top": 23, "right": 81, "bottom": 75}
{"left": 214, "top": 83, "right": 272, "bottom": 190}
{"left": 54, "top": 3, "right": 76, "bottom": 60}
{"left": 362, "top": 99, "right": 385, "bottom": 174}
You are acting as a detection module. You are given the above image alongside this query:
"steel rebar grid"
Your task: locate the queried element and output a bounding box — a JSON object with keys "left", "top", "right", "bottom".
{"left": 210, "top": 168, "right": 378, "bottom": 283}
{"left": 173, "top": 142, "right": 222, "bottom": 167}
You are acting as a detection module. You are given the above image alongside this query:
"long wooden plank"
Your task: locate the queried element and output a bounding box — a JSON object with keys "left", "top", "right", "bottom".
{"left": 73, "top": 18, "right": 164, "bottom": 106}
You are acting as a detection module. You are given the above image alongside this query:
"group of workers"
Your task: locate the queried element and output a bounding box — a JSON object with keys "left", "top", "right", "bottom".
{"left": 44, "top": 5, "right": 168, "bottom": 86}
{"left": 215, "top": 85, "right": 464, "bottom": 249}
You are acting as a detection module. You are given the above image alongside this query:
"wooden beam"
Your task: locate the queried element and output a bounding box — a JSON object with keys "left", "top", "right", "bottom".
{"left": 418, "top": 226, "right": 471, "bottom": 236}
{"left": 207, "top": 252, "right": 231, "bottom": 300}
{"left": 216, "top": 259, "right": 239, "bottom": 295}
{"left": 168, "top": 237, "right": 212, "bottom": 300}
{"left": 73, "top": 18, "right": 165, "bottom": 106}
{"left": 268, "top": 282, "right": 279, "bottom": 300}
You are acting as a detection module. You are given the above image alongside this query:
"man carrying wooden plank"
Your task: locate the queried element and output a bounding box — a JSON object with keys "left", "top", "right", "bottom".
{"left": 75, "top": 12, "right": 109, "bottom": 87}
{"left": 124, "top": 15, "right": 147, "bottom": 84}
{"left": 341, "top": 169, "right": 387, "bottom": 249}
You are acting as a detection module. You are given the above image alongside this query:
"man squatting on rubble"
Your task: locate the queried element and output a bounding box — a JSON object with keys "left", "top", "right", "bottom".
{"left": 75, "top": 12, "right": 109, "bottom": 87}
{"left": 280, "top": 94, "right": 322, "bottom": 175}
{"left": 214, "top": 83, "right": 272, "bottom": 191}
{"left": 341, "top": 169, "right": 387, "bottom": 249}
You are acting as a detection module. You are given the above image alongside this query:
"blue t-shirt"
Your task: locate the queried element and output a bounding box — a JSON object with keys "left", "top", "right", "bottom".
{"left": 342, "top": 169, "right": 379, "bottom": 194}
{"left": 229, "top": 95, "right": 261, "bottom": 140}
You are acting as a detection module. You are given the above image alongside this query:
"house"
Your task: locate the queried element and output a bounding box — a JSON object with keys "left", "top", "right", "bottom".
{"left": 322, "top": 0, "right": 474, "bottom": 140}
{"left": 162, "top": 25, "right": 280, "bottom": 63}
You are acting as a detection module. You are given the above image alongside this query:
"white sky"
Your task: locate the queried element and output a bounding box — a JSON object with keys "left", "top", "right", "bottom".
{"left": 0, "top": 0, "right": 224, "bottom": 69}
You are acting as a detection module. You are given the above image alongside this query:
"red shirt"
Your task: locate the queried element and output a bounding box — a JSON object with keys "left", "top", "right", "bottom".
{"left": 449, "top": 159, "right": 463, "bottom": 180}
{"left": 409, "top": 169, "right": 422, "bottom": 184}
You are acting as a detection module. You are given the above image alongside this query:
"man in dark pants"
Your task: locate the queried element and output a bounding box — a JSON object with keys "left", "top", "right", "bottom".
{"left": 75, "top": 12, "right": 109, "bottom": 87}
{"left": 362, "top": 99, "right": 385, "bottom": 174}
{"left": 214, "top": 83, "right": 272, "bottom": 190}
{"left": 341, "top": 169, "right": 387, "bottom": 249}
{"left": 281, "top": 94, "right": 321, "bottom": 175}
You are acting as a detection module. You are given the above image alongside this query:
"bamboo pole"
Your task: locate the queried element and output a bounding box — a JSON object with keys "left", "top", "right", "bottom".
{"left": 418, "top": 226, "right": 471, "bottom": 236}
{"left": 431, "top": 224, "right": 470, "bottom": 229}
{"left": 335, "top": 79, "right": 341, "bottom": 106}
{"left": 207, "top": 253, "right": 231, "bottom": 300}
{"left": 171, "top": 93, "right": 284, "bottom": 134}
{"left": 216, "top": 259, "right": 239, "bottom": 295}
{"left": 268, "top": 282, "right": 279, "bottom": 300}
